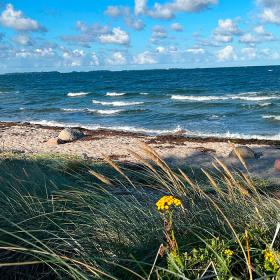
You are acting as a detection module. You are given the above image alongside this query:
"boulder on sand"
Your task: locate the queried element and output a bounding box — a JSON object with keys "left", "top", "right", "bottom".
{"left": 47, "top": 138, "right": 63, "bottom": 145}
{"left": 229, "top": 146, "right": 256, "bottom": 159}
{"left": 58, "top": 128, "right": 84, "bottom": 142}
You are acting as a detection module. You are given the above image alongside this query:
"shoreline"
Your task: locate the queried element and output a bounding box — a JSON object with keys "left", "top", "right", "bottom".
{"left": 1, "top": 121, "right": 280, "bottom": 146}
{"left": 1, "top": 121, "right": 280, "bottom": 182}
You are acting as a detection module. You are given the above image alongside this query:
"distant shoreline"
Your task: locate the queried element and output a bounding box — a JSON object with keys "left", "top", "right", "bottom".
{"left": 1, "top": 121, "right": 280, "bottom": 146}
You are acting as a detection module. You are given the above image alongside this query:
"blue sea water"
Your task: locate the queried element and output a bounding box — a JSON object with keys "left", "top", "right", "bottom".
{"left": 0, "top": 66, "right": 280, "bottom": 140}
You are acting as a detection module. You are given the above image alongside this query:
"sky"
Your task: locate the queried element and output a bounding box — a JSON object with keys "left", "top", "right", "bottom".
{"left": 0, "top": 0, "right": 280, "bottom": 73}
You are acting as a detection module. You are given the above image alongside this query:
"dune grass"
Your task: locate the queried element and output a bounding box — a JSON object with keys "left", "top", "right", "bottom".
{"left": 0, "top": 147, "right": 279, "bottom": 279}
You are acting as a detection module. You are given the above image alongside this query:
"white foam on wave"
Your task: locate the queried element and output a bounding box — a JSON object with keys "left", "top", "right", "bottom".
{"left": 67, "top": 92, "right": 89, "bottom": 97}
{"left": 171, "top": 94, "right": 279, "bottom": 102}
{"left": 61, "top": 108, "right": 123, "bottom": 115}
{"left": 259, "top": 102, "right": 272, "bottom": 107}
{"left": 140, "top": 92, "right": 149, "bottom": 95}
{"left": 106, "top": 92, "right": 126, "bottom": 96}
{"left": 26, "top": 120, "right": 280, "bottom": 140}
{"left": 262, "top": 115, "right": 280, "bottom": 121}
{"left": 187, "top": 130, "right": 280, "bottom": 141}
{"left": 92, "top": 100, "right": 144, "bottom": 107}
{"left": 171, "top": 95, "right": 228, "bottom": 101}
{"left": 233, "top": 96, "right": 277, "bottom": 101}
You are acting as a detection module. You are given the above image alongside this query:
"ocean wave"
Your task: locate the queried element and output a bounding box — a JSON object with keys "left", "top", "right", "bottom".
{"left": 262, "top": 115, "right": 280, "bottom": 121}
{"left": 171, "top": 94, "right": 279, "bottom": 102}
{"left": 139, "top": 92, "right": 149, "bottom": 95}
{"left": 171, "top": 95, "right": 228, "bottom": 101}
{"left": 67, "top": 92, "right": 89, "bottom": 97}
{"left": 61, "top": 108, "right": 123, "bottom": 115}
{"left": 106, "top": 92, "right": 126, "bottom": 96}
{"left": 232, "top": 96, "right": 278, "bottom": 101}
{"left": 25, "top": 120, "right": 280, "bottom": 140}
{"left": 187, "top": 130, "right": 280, "bottom": 141}
{"left": 92, "top": 100, "right": 144, "bottom": 107}
{"left": 259, "top": 102, "right": 272, "bottom": 107}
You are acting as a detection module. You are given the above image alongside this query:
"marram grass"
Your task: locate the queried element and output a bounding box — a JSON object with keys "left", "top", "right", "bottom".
{"left": 0, "top": 146, "right": 279, "bottom": 279}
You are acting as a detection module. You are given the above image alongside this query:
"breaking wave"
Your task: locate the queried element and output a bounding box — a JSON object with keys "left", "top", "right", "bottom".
{"left": 67, "top": 92, "right": 89, "bottom": 97}
{"left": 106, "top": 92, "right": 126, "bottom": 96}
{"left": 92, "top": 100, "right": 144, "bottom": 107}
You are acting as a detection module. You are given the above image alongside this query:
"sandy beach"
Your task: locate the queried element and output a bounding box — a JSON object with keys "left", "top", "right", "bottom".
{"left": 1, "top": 121, "right": 280, "bottom": 183}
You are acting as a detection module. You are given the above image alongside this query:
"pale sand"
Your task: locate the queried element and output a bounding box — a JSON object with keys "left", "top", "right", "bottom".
{"left": 1, "top": 122, "right": 280, "bottom": 183}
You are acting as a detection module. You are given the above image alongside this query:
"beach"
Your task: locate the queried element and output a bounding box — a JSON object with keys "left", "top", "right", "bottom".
{"left": 1, "top": 121, "right": 280, "bottom": 183}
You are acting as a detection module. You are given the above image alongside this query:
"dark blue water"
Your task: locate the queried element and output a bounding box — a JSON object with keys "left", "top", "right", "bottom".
{"left": 1, "top": 66, "right": 280, "bottom": 139}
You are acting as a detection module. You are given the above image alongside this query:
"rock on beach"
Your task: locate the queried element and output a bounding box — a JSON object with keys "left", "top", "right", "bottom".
{"left": 58, "top": 128, "right": 84, "bottom": 142}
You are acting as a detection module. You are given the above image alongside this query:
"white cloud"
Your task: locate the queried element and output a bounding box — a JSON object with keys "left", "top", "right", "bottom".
{"left": 105, "top": 6, "right": 145, "bottom": 30}
{"left": 260, "top": 48, "right": 280, "bottom": 60}
{"left": 15, "top": 47, "right": 54, "bottom": 58}
{"left": 91, "top": 52, "right": 100, "bottom": 66}
{"left": 257, "top": 0, "right": 280, "bottom": 24}
{"left": 147, "top": 0, "right": 218, "bottom": 19}
{"left": 14, "top": 34, "right": 33, "bottom": 46}
{"left": 106, "top": 52, "right": 127, "bottom": 65}
{"left": 156, "top": 46, "right": 166, "bottom": 53}
{"left": 187, "top": 48, "right": 205, "bottom": 54}
{"left": 239, "top": 33, "right": 258, "bottom": 45}
{"left": 170, "top": 0, "right": 218, "bottom": 12}
{"left": 34, "top": 48, "right": 54, "bottom": 57}
{"left": 254, "top": 25, "right": 265, "bottom": 34}
{"left": 213, "top": 34, "right": 232, "bottom": 43}
{"left": 241, "top": 48, "right": 257, "bottom": 60}
{"left": 99, "top": 27, "right": 130, "bottom": 45}
{"left": 216, "top": 45, "right": 236, "bottom": 61}
{"left": 212, "top": 18, "right": 241, "bottom": 44}
{"left": 152, "top": 25, "right": 167, "bottom": 39}
{"left": 0, "top": 4, "right": 46, "bottom": 32}
{"left": 135, "top": 0, "right": 147, "bottom": 15}
{"left": 171, "top": 22, "right": 183, "bottom": 31}
{"left": 253, "top": 25, "right": 276, "bottom": 42}
{"left": 133, "top": 51, "right": 157, "bottom": 64}
{"left": 148, "top": 3, "right": 175, "bottom": 19}
{"left": 216, "top": 19, "right": 241, "bottom": 35}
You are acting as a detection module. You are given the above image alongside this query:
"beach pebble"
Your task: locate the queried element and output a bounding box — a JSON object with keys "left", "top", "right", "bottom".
{"left": 58, "top": 128, "right": 84, "bottom": 142}
{"left": 47, "top": 138, "right": 63, "bottom": 145}
{"left": 229, "top": 146, "right": 256, "bottom": 159}
{"left": 274, "top": 159, "right": 280, "bottom": 171}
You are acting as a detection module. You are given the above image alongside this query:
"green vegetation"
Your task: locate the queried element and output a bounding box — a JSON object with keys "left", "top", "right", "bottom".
{"left": 0, "top": 146, "right": 279, "bottom": 279}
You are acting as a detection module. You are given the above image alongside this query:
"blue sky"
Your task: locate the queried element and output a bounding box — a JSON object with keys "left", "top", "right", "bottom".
{"left": 0, "top": 0, "right": 280, "bottom": 73}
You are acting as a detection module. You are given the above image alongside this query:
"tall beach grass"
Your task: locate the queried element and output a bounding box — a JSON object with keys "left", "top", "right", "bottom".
{"left": 0, "top": 146, "right": 279, "bottom": 279}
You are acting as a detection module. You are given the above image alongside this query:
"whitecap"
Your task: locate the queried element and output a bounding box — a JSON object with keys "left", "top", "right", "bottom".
{"left": 171, "top": 94, "right": 279, "bottom": 102}
{"left": 92, "top": 100, "right": 144, "bottom": 107}
{"left": 259, "top": 102, "right": 271, "bottom": 107}
{"left": 106, "top": 92, "right": 126, "bottom": 96}
{"left": 262, "top": 115, "right": 280, "bottom": 121}
{"left": 139, "top": 92, "right": 149, "bottom": 95}
{"left": 61, "top": 108, "right": 123, "bottom": 115}
{"left": 67, "top": 92, "right": 89, "bottom": 97}
{"left": 95, "top": 109, "right": 123, "bottom": 115}
{"left": 171, "top": 95, "right": 228, "bottom": 101}
{"left": 232, "top": 96, "right": 278, "bottom": 101}
{"left": 26, "top": 120, "right": 280, "bottom": 140}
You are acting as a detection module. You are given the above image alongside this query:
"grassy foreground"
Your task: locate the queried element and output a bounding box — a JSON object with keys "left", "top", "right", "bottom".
{"left": 0, "top": 145, "right": 279, "bottom": 279}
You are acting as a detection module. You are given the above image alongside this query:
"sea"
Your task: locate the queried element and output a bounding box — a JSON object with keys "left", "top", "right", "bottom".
{"left": 1, "top": 66, "right": 280, "bottom": 140}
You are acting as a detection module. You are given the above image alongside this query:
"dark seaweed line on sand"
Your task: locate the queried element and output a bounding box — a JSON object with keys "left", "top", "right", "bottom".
{"left": 1, "top": 121, "right": 280, "bottom": 146}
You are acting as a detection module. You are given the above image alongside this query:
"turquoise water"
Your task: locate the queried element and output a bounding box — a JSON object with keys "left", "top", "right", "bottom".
{"left": 0, "top": 66, "right": 280, "bottom": 140}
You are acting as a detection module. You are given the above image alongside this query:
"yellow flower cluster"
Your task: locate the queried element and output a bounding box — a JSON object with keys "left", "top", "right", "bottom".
{"left": 224, "top": 249, "right": 234, "bottom": 257}
{"left": 264, "top": 249, "right": 280, "bottom": 271}
{"left": 156, "top": 195, "right": 182, "bottom": 212}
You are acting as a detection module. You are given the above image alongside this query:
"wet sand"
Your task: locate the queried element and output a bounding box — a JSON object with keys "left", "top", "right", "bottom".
{"left": 1, "top": 121, "right": 280, "bottom": 183}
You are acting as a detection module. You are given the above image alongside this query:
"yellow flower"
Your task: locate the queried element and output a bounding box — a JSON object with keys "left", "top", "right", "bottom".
{"left": 224, "top": 249, "right": 234, "bottom": 257}
{"left": 264, "top": 249, "right": 280, "bottom": 271}
{"left": 156, "top": 195, "right": 182, "bottom": 212}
